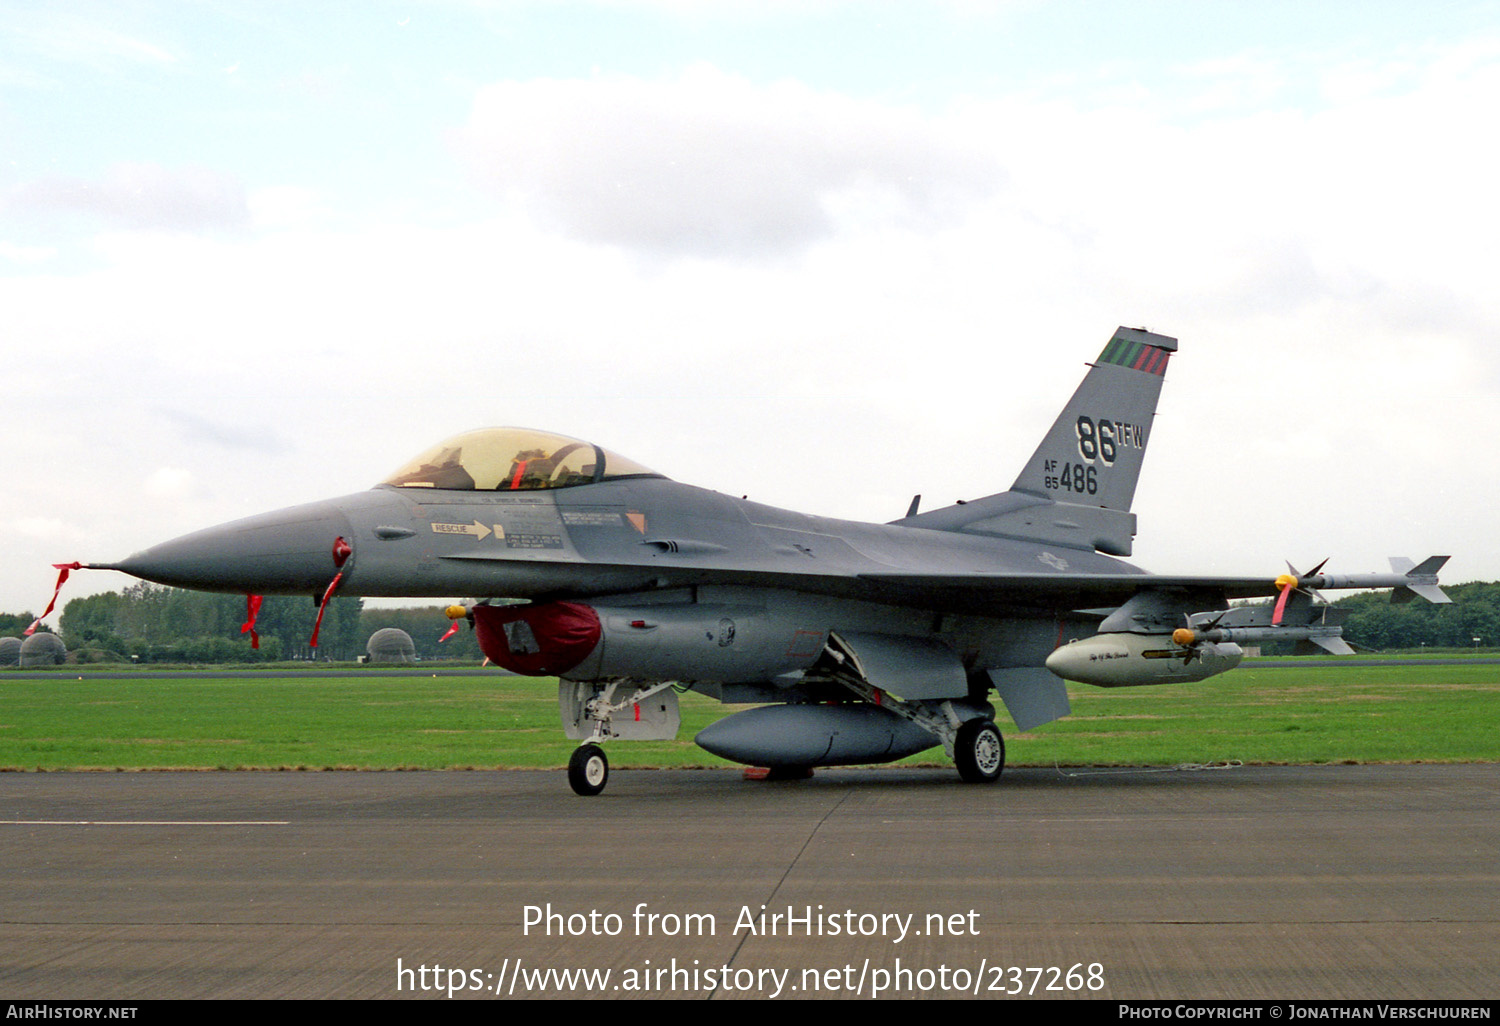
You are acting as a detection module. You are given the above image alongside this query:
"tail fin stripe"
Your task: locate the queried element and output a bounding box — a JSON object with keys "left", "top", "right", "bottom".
{"left": 1101, "top": 339, "right": 1173, "bottom": 375}
{"left": 1100, "top": 339, "right": 1137, "bottom": 367}
{"left": 1101, "top": 342, "right": 1171, "bottom": 376}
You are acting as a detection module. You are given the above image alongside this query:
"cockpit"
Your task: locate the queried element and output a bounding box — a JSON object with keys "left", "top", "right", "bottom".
{"left": 380, "top": 427, "right": 665, "bottom": 492}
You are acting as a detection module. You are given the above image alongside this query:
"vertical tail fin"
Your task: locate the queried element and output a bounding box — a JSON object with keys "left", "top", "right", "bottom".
{"left": 896, "top": 326, "right": 1176, "bottom": 557}
{"left": 1010, "top": 326, "right": 1176, "bottom": 513}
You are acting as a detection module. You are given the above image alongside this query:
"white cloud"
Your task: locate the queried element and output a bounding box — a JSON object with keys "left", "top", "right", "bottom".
{"left": 453, "top": 64, "right": 1000, "bottom": 258}
{"left": 8, "top": 518, "right": 70, "bottom": 541}
{"left": 143, "top": 467, "right": 197, "bottom": 500}
{"left": 7, "top": 8, "right": 177, "bottom": 71}
{"left": 0, "top": 242, "right": 56, "bottom": 263}
{"left": 247, "top": 186, "right": 332, "bottom": 232}
{"left": 8, "top": 163, "right": 249, "bottom": 234}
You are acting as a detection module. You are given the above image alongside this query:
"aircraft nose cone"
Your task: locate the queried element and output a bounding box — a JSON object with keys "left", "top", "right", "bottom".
{"left": 112, "top": 500, "right": 355, "bottom": 594}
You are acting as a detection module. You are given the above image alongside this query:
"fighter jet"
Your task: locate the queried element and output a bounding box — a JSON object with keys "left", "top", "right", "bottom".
{"left": 82, "top": 327, "right": 1449, "bottom": 794}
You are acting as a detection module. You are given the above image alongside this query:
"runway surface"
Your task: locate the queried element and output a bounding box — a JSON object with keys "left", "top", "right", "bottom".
{"left": 2, "top": 765, "right": 1496, "bottom": 1000}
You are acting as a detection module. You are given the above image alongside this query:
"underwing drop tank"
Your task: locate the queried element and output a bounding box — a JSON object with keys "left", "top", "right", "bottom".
{"left": 1044, "top": 632, "right": 1243, "bottom": 688}
{"left": 694, "top": 704, "right": 940, "bottom": 768}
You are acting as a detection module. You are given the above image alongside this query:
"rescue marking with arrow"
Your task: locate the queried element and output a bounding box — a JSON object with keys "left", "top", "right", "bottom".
{"left": 431, "top": 521, "right": 504, "bottom": 541}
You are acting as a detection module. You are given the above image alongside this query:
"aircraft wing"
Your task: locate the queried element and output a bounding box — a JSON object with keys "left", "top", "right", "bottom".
{"left": 441, "top": 551, "right": 1271, "bottom": 612}
{"left": 442, "top": 548, "right": 1445, "bottom": 615}
{"left": 856, "top": 558, "right": 1450, "bottom": 613}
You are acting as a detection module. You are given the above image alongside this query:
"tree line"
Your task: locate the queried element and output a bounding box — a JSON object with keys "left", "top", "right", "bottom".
{"left": 38, "top": 583, "right": 482, "bottom": 663}
{"left": 1333, "top": 580, "right": 1498, "bottom": 652}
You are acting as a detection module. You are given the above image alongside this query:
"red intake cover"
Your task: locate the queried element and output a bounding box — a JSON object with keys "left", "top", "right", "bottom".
{"left": 471, "top": 602, "right": 601, "bottom": 676}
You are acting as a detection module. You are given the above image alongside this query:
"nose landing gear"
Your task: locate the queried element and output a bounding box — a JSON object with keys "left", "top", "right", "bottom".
{"left": 568, "top": 744, "right": 609, "bottom": 796}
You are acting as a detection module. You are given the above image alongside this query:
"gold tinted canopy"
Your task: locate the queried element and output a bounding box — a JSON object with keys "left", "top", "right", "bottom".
{"left": 382, "top": 428, "right": 663, "bottom": 492}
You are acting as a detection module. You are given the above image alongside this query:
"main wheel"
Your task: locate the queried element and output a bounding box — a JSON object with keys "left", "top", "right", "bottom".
{"left": 954, "top": 719, "right": 1005, "bottom": 783}
{"left": 568, "top": 744, "right": 609, "bottom": 796}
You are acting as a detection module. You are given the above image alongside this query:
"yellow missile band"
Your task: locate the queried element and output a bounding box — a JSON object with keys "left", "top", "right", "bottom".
{"left": 445, "top": 605, "right": 468, "bottom": 620}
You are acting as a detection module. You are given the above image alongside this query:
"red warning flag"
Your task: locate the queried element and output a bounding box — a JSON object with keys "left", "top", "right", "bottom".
{"left": 24, "top": 562, "right": 83, "bottom": 636}
{"left": 309, "top": 573, "right": 344, "bottom": 648}
{"left": 241, "top": 594, "right": 263, "bottom": 649}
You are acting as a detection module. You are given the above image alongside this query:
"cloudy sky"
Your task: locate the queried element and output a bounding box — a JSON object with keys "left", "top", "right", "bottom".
{"left": 3, "top": 0, "right": 1497, "bottom": 621}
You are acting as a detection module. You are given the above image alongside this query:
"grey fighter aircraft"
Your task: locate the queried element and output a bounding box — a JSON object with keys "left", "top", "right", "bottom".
{"left": 83, "top": 327, "right": 1449, "bottom": 794}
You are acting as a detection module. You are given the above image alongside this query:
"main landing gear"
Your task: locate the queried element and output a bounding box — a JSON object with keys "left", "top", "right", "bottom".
{"left": 816, "top": 632, "right": 1005, "bottom": 785}
{"left": 954, "top": 719, "right": 1005, "bottom": 783}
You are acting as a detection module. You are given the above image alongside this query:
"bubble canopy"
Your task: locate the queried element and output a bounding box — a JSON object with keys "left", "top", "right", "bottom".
{"left": 380, "top": 428, "right": 664, "bottom": 492}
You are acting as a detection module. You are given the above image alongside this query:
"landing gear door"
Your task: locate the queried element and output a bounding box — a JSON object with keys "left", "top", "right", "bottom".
{"left": 833, "top": 631, "right": 968, "bottom": 700}
{"left": 559, "top": 682, "right": 682, "bottom": 741}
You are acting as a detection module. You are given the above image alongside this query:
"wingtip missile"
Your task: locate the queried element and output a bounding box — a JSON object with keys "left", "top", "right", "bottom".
{"left": 1282, "top": 556, "right": 1451, "bottom": 607}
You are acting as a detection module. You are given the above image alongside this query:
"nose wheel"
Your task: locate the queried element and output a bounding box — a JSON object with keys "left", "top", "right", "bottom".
{"left": 568, "top": 743, "right": 609, "bottom": 796}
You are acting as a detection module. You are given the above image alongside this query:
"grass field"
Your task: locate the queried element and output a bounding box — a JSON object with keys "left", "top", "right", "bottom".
{"left": 1, "top": 662, "right": 1496, "bottom": 770}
